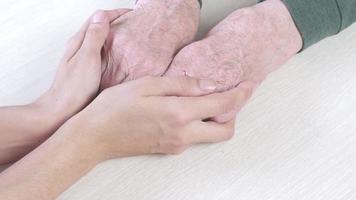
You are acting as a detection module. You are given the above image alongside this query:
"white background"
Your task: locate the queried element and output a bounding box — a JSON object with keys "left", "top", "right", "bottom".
{"left": 1, "top": 0, "right": 356, "bottom": 199}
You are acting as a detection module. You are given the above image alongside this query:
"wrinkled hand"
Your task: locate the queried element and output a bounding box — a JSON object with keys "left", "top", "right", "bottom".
{"left": 74, "top": 77, "right": 255, "bottom": 157}
{"left": 100, "top": 0, "right": 200, "bottom": 89}
{"left": 165, "top": 0, "right": 303, "bottom": 122}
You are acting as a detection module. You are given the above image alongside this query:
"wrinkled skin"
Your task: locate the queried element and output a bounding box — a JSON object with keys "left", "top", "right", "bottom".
{"left": 100, "top": 0, "right": 200, "bottom": 89}
{"left": 165, "top": 0, "right": 303, "bottom": 122}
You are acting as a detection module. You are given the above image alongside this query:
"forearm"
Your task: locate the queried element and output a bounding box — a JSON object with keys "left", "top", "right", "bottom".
{"left": 252, "top": 0, "right": 302, "bottom": 67}
{"left": 0, "top": 93, "right": 74, "bottom": 164}
{"left": 0, "top": 105, "right": 52, "bottom": 164}
{"left": 0, "top": 116, "right": 101, "bottom": 200}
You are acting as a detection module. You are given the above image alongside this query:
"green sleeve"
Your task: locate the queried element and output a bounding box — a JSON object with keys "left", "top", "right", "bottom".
{"left": 283, "top": 0, "right": 356, "bottom": 49}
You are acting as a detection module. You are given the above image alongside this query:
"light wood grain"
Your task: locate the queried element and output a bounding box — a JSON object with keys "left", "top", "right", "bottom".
{"left": 1, "top": 0, "right": 355, "bottom": 200}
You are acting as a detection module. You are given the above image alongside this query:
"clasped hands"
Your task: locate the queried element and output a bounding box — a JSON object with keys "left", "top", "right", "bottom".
{"left": 36, "top": 0, "right": 302, "bottom": 160}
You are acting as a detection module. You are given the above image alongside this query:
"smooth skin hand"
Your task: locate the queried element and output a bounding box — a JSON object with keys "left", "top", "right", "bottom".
{"left": 0, "top": 9, "right": 256, "bottom": 200}
{"left": 100, "top": 0, "right": 200, "bottom": 89}
{"left": 0, "top": 9, "right": 129, "bottom": 164}
{"left": 76, "top": 77, "right": 256, "bottom": 156}
{"left": 0, "top": 78, "right": 256, "bottom": 200}
{"left": 165, "top": 0, "right": 303, "bottom": 122}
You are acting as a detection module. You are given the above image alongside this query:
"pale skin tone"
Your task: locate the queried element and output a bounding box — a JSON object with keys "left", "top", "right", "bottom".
{"left": 0, "top": 9, "right": 131, "bottom": 164}
{"left": 0, "top": 10, "right": 255, "bottom": 200}
{"left": 100, "top": 0, "right": 201, "bottom": 88}
{"left": 166, "top": 0, "right": 302, "bottom": 122}
{"left": 0, "top": 0, "right": 303, "bottom": 198}
{"left": 104, "top": 0, "right": 302, "bottom": 122}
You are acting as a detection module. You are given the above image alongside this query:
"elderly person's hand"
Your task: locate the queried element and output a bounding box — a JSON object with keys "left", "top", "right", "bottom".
{"left": 100, "top": 0, "right": 200, "bottom": 89}
{"left": 165, "top": 0, "right": 303, "bottom": 122}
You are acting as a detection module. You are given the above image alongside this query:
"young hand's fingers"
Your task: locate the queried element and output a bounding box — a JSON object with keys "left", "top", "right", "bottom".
{"left": 77, "top": 11, "right": 111, "bottom": 59}
{"left": 62, "top": 20, "right": 90, "bottom": 62}
{"left": 178, "top": 81, "right": 256, "bottom": 121}
{"left": 133, "top": 76, "right": 218, "bottom": 97}
{"left": 183, "top": 120, "right": 236, "bottom": 145}
{"left": 62, "top": 9, "right": 131, "bottom": 62}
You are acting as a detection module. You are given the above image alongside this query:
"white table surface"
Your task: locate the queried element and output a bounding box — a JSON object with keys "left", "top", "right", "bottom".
{"left": 1, "top": 0, "right": 356, "bottom": 199}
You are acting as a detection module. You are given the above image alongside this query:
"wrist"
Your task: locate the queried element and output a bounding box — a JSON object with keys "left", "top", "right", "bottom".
{"left": 57, "top": 115, "right": 107, "bottom": 164}
{"left": 70, "top": 104, "right": 135, "bottom": 161}
{"left": 253, "top": 0, "right": 302, "bottom": 55}
{"left": 30, "top": 90, "right": 77, "bottom": 137}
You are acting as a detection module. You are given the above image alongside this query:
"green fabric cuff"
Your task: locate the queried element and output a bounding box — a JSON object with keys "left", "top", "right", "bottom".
{"left": 336, "top": 0, "right": 356, "bottom": 30}
{"left": 282, "top": 0, "right": 342, "bottom": 49}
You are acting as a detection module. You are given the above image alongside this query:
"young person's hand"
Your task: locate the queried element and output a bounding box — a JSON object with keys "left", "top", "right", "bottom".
{"left": 68, "top": 77, "right": 256, "bottom": 158}
{"left": 0, "top": 10, "right": 130, "bottom": 164}
{"left": 0, "top": 77, "right": 255, "bottom": 200}
{"left": 36, "top": 9, "right": 130, "bottom": 129}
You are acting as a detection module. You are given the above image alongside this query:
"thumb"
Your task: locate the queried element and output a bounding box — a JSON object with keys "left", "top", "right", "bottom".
{"left": 133, "top": 76, "right": 218, "bottom": 97}
{"left": 79, "top": 11, "right": 110, "bottom": 56}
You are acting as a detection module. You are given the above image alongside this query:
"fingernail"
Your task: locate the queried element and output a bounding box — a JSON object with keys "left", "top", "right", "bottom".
{"left": 199, "top": 79, "right": 217, "bottom": 92}
{"left": 91, "top": 11, "right": 107, "bottom": 24}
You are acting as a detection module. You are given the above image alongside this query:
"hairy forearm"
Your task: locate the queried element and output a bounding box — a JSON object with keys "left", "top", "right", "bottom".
{"left": 0, "top": 116, "right": 101, "bottom": 200}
